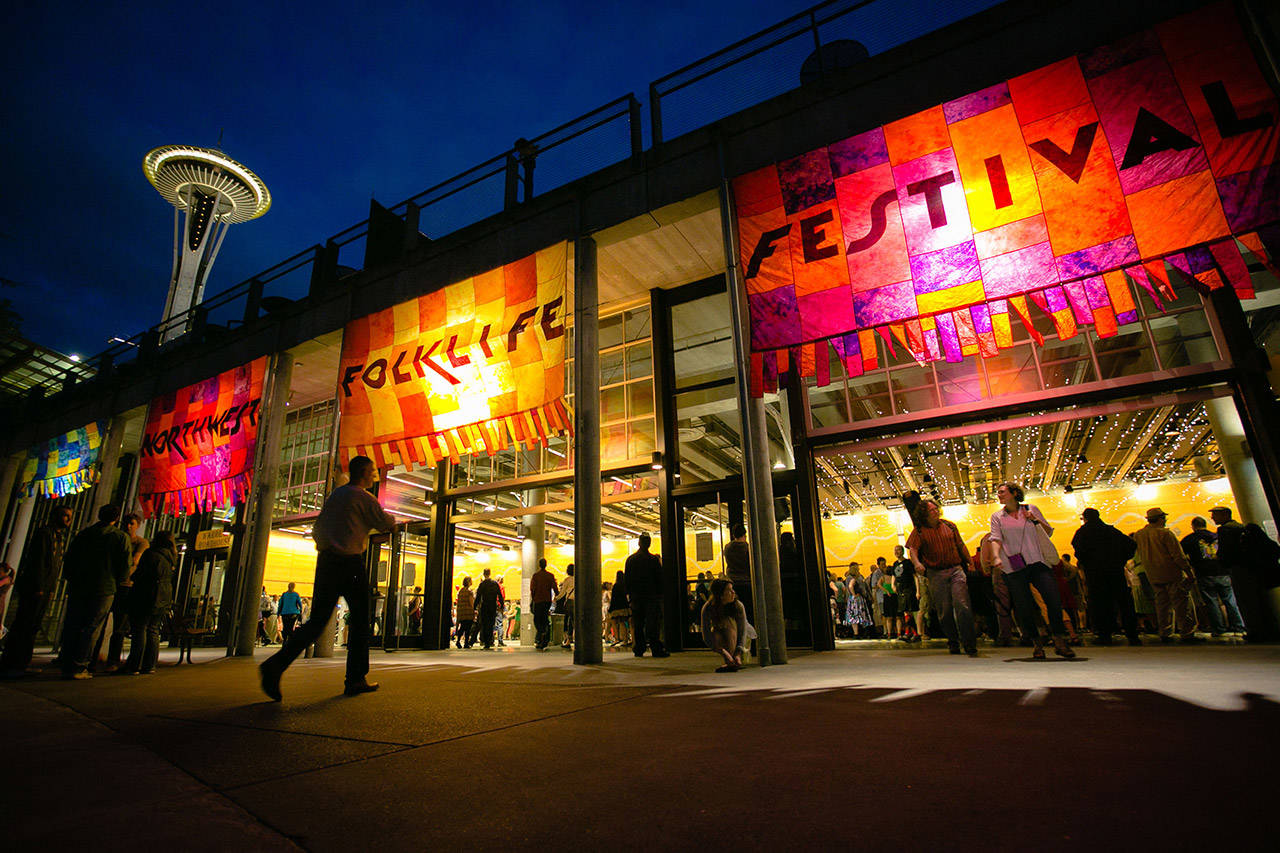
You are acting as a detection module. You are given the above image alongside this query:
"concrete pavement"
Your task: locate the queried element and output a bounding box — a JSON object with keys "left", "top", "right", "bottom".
{"left": 4, "top": 642, "right": 1279, "bottom": 850}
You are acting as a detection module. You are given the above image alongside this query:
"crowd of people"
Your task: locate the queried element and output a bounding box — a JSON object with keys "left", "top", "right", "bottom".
{"left": 1, "top": 503, "right": 182, "bottom": 679}
{"left": 828, "top": 484, "right": 1280, "bottom": 656}
{"left": 4, "top": 463, "right": 1277, "bottom": 691}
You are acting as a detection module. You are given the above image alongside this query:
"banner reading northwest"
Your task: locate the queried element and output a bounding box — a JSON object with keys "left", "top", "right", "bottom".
{"left": 138, "top": 357, "right": 267, "bottom": 516}
{"left": 733, "top": 1, "right": 1278, "bottom": 394}
{"left": 21, "top": 422, "right": 104, "bottom": 498}
{"left": 337, "top": 242, "right": 571, "bottom": 469}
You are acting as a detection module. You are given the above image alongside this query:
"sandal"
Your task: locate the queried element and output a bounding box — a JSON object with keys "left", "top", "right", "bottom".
{"left": 1032, "top": 645, "right": 1046, "bottom": 660}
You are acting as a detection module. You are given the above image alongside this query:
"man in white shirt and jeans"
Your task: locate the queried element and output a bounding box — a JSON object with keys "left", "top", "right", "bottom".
{"left": 260, "top": 455, "right": 396, "bottom": 701}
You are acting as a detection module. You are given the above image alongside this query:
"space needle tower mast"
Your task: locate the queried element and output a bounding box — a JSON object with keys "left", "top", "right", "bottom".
{"left": 143, "top": 145, "right": 270, "bottom": 342}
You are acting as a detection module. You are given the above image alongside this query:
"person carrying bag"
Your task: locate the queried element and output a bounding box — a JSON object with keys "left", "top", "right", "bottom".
{"left": 988, "top": 482, "right": 1076, "bottom": 660}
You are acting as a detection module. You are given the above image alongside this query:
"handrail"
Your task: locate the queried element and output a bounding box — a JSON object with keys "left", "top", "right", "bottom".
{"left": 23, "top": 0, "right": 993, "bottom": 404}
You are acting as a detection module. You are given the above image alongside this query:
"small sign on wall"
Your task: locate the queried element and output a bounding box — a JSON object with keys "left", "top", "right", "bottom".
{"left": 194, "top": 529, "right": 231, "bottom": 552}
{"left": 695, "top": 532, "right": 714, "bottom": 562}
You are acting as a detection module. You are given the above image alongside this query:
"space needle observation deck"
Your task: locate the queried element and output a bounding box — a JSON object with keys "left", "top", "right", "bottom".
{"left": 143, "top": 145, "right": 270, "bottom": 342}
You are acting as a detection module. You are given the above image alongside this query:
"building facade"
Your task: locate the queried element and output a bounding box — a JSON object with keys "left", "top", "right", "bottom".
{"left": 2, "top": 0, "right": 1278, "bottom": 658}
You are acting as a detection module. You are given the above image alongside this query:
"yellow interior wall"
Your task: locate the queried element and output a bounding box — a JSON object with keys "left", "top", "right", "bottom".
{"left": 262, "top": 479, "right": 1236, "bottom": 598}
{"left": 819, "top": 479, "right": 1238, "bottom": 573}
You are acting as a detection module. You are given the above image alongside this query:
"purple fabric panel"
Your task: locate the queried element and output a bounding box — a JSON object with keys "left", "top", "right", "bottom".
{"left": 1185, "top": 245, "right": 1216, "bottom": 273}
{"left": 1089, "top": 54, "right": 1207, "bottom": 194}
{"left": 1117, "top": 309, "right": 1140, "bottom": 325}
{"left": 1216, "top": 163, "right": 1280, "bottom": 233}
{"left": 778, "top": 149, "right": 836, "bottom": 215}
{"left": 909, "top": 241, "right": 981, "bottom": 294}
{"left": 852, "top": 280, "right": 918, "bottom": 326}
{"left": 1056, "top": 234, "right": 1140, "bottom": 280}
{"left": 1044, "top": 285, "right": 1070, "bottom": 315}
{"left": 829, "top": 128, "right": 890, "bottom": 178}
{"left": 1063, "top": 280, "right": 1094, "bottom": 324}
{"left": 749, "top": 287, "right": 802, "bottom": 350}
{"left": 799, "top": 287, "right": 856, "bottom": 341}
{"left": 1079, "top": 29, "right": 1161, "bottom": 80}
{"left": 934, "top": 312, "right": 963, "bottom": 363}
{"left": 943, "top": 82, "right": 1012, "bottom": 124}
{"left": 980, "top": 241, "right": 1059, "bottom": 298}
{"left": 970, "top": 302, "right": 994, "bottom": 335}
{"left": 1165, "top": 252, "right": 1191, "bottom": 278}
{"left": 1127, "top": 266, "right": 1164, "bottom": 310}
{"left": 924, "top": 327, "right": 942, "bottom": 361}
{"left": 1083, "top": 276, "right": 1110, "bottom": 309}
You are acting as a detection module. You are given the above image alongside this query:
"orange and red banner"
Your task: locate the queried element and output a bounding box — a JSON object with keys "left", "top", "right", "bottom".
{"left": 733, "top": 2, "right": 1278, "bottom": 393}
{"left": 337, "top": 243, "right": 571, "bottom": 469}
{"left": 138, "top": 357, "right": 266, "bottom": 517}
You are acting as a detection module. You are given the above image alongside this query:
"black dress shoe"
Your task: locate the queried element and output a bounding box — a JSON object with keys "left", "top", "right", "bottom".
{"left": 344, "top": 681, "right": 379, "bottom": 696}
{"left": 652, "top": 649, "right": 670, "bottom": 658}
{"left": 259, "top": 662, "right": 282, "bottom": 702}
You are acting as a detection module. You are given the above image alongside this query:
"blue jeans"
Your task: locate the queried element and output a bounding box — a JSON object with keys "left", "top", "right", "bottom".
{"left": 1198, "top": 575, "right": 1246, "bottom": 634}
{"left": 1005, "top": 562, "right": 1066, "bottom": 641}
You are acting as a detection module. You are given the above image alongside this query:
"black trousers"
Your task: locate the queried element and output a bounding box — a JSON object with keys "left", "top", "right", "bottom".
{"left": 477, "top": 608, "right": 497, "bottom": 647}
{"left": 533, "top": 601, "right": 552, "bottom": 648}
{"left": 1084, "top": 567, "right": 1138, "bottom": 640}
{"left": 631, "top": 595, "right": 665, "bottom": 655}
{"left": 265, "top": 551, "right": 370, "bottom": 685}
{"left": 456, "top": 619, "right": 474, "bottom": 646}
{"left": 0, "top": 590, "right": 51, "bottom": 672}
{"left": 563, "top": 601, "right": 574, "bottom": 642}
{"left": 281, "top": 613, "right": 299, "bottom": 643}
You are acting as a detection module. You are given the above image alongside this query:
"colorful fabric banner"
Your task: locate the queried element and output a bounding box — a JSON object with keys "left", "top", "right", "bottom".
{"left": 733, "top": 2, "right": 1278, "bottom": 393}
{"left": 337, "top": 243, "right": 572, "bottom": 469}
{"left": 21, "top": 422, "right": 104, "bottom": 498}
{"left": 137, "top": 357, "right": 266, "bottom": 516}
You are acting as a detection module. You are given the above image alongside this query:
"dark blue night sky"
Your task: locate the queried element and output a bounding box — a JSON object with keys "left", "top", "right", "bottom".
{"left": 1, "top": 0, "right": 991, "bottom": 357}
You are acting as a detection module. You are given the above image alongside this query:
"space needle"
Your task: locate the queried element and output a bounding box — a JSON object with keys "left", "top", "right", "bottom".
{"left": 143, "top": 145, "right": 270, "bottom": 342}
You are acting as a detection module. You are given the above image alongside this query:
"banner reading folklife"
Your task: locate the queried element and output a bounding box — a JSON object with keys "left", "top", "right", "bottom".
{"left": 21, "top": 422, "right": 104, "bottom": 498}
{"left": 733, "top": 2, "right": 1278, "bottom": 394}
{"left": 137, "top": 357, "right": 266, "bottom": 516}
{"left": 338, "top": 243, "right": 571, "bottom": 469}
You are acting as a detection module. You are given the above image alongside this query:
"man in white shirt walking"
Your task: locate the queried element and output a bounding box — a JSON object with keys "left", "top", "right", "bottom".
{"left": 260, "top": 455, "right": 396, "bottom": 701}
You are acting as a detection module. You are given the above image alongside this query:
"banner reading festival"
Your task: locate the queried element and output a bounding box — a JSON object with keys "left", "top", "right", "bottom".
{"left": 337, "top": 242, "right": 571, "bottom": 469}
{"left": 21, "top": 422, "right": 104, "bottom": 498}
{"left": 733, "top": 2, "right": 1278, "bottom": 395}
{"left": 137, "top": 357, "right": 266, "bottom": 516}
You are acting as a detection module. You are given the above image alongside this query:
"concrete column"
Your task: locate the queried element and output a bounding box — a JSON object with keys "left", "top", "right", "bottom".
{"left": 1205, "top": 399, "right": 1271, "bottom": 527}
{"left": 1, "top": 497, "right": 35, "bottom": 625}
{"left": 0, "top": 453, "right": 23, "bottom": 546}
{"left": 232, "top": 353, "right": 294, "bottom": 657}
{"left": 718, "top": 180, "right": 786, "bottom": 665}
{"left": 89, "top": 417, "right": 127, "bottom": 519}
{"left": 520, "top": 489, "right": 546, "bottom": 646}
{"left": 573, "top": 236, "right": 603, "bottom": 665}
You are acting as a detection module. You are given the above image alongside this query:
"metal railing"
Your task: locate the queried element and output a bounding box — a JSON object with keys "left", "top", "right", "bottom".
{"left": 24, "top": 0, "right": 997, "bottom": 406}
{"left": 649, "top": 0, "right": 1003, "bottom": 145}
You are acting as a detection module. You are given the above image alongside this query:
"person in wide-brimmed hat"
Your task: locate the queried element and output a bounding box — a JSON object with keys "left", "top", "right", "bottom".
{"left": 1131, "top": 508, "right": 1202, "bottom": 644}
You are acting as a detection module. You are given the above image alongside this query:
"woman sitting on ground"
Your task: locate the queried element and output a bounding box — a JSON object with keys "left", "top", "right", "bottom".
{"left": 701, "top": 578, "right": 747, "bottom": 672}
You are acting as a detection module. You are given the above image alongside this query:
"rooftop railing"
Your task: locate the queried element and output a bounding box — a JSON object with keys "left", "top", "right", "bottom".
{"left": 26, "top": 0, "right": 998, "bottom": 405}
